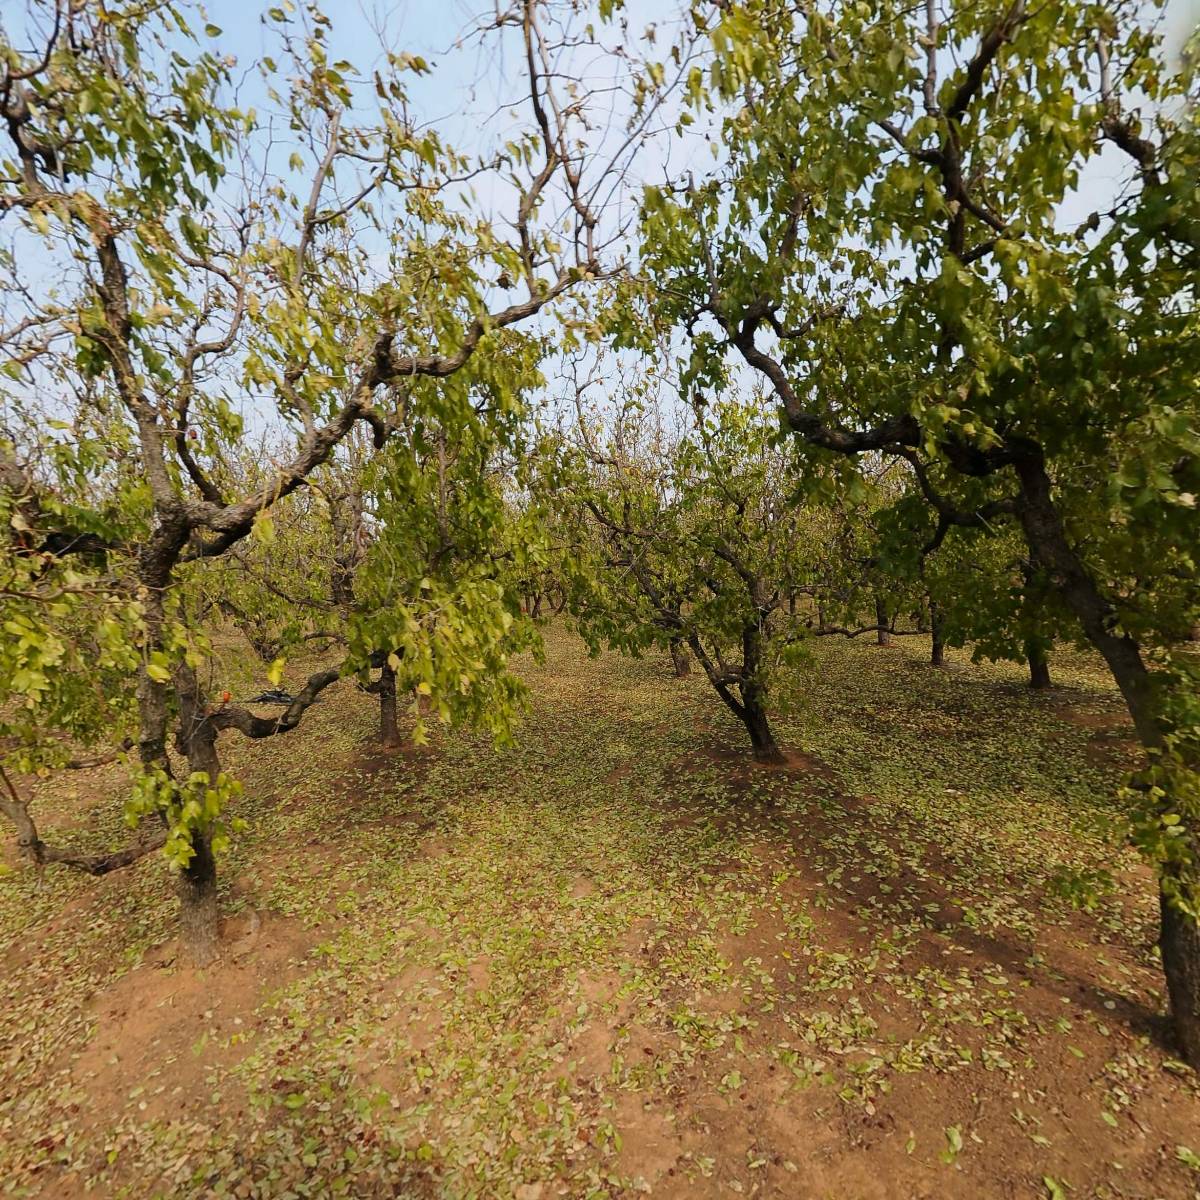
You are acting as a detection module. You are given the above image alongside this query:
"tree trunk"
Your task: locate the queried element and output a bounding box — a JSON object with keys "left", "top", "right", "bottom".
{"left": 136, "top": 545, "right": 180, "bottom": 770}
{"left": 741, "top": 622, "right": 784, "bottom": 763}
{"left": 1013, "top": 449, "right": 1199, "bottom": 1065}
{"left": 816, "top": 600, "right": 827, "bottom": 632}
{"left": 687, "top": 628, "right": 785, "bottom": 766}
{"left": 1025, "top": 638, "right": 1051, "bottom": 689}
{"left": 742, "top": 691, "right": 785, "bottom": 765}
{"left": 531, "top": 592, "right": 543, "bottom": 618}
{"left": 173, "top": 663, "right": 224, "bottom": 967}
{"left": 875, "top": 595, "right": 890, "bottom": 647}
{"left": 379, "top": 661, "right": 400, "bottom": 748}
{"left": 177, "top": 832, "right": 220, "bottom": 968}
{"left": 1014, "top": 454, "right": 1156, "bottom": 740}
{"left": 669, "top": 638, "right": 691, "bottom": 677}
{"left": 930, "top": 599, "right": 945, "bottom": 667}
{"left": 1161, "top": 870, "right": 1200, "bottom": 1066}
{"left": 329, "top": 482, "right": 365, "bottom": 612}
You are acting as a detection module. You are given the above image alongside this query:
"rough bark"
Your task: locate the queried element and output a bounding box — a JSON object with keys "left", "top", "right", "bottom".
{"left": 177, "top": 831, "right": 220, "bottom": 968}
{"left": 686, "top": 629, "right": 784, "bottom": 764}
{"left": 669, "top": 638, "right": 691, "bottom": 677}
{"left": 1161, "top": 872, "right": 1200, "bottom": 1066}
{"left": 743, "top": 692, "right": 785, "bottom": 764}
{"left": 1014, "top": 452, "right": 1157, "bottom": 742}
{"left": 930, "top": 599, "right": 945, "bottom": 667}
{"left": 0, "top": 757, "right": 165, "bottom": 875}
{"left": 740, "top": 624, "right": 784, "bottom": 764}
{"left": 329, "top": 481, "right": 365, "bottom": 611}
{"left": 379, "top": 661, "right": 401, "bottom": 748}
{"left": 1025, "top": 638, "right": 1052, "bottom": 689}
{"left": 212, "top": 665, "right": 342, "bottom": 739}
{"left": 875, "top": 596, "right": 891, "bottom": 647}
{"left": 38, "top": 829, "right": 165, "bottom": 874}
{"left": 173, "top": 665, "right": 225, "bottom": 967}
{"left": 135, "top": 523, "right": 188, "bottom": 771}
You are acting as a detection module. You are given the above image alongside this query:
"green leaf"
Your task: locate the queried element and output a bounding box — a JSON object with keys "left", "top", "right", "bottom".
{"left": 939, "top": 1126, "right": 963, "bottom": 1164}
{"left": 251, "top": 511, "right": 275, "bottom": 544}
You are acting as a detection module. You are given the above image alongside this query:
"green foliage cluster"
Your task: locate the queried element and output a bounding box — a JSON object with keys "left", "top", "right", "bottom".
{"left": 126, "top": 767, "right": 245, "bottom": 869}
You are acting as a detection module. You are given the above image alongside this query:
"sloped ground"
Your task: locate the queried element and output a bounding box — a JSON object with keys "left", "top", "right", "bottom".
{"left": 1, "top": 627, "right": 1198, "bottom": 1199}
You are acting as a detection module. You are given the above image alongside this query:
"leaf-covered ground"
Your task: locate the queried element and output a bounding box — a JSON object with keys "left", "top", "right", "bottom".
{"left": 2, "top": 626, "right": 1199, "bottom": 1199}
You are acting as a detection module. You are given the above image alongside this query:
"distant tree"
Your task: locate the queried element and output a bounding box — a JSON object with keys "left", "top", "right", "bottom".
{"left": 347, "top": 366, "right": 545, "bottom": 751}
{"left": 556, "top": 381, "right": 850, "bottom": 763}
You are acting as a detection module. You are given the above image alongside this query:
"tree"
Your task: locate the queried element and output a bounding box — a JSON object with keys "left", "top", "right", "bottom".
{"left": 554, "top": 375, "right": 839, "bottom": 763}
{"left": 628, "top": 0, "right": 1200, "bottom": 1059}
{"left": 346, "top": 362, "right": 546, "bottom": 751}
{"left": 873, "top": 485, "right": 1077, "bottom": 683}
{"left": 0, "top": 0, "right": 637, "bottom": 962}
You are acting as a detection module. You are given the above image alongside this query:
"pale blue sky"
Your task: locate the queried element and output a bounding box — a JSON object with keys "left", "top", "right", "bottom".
{"left": 189, "top": 0, "right": 1200, "bottom": 226}
{"left": 2, "top": 0, "right": 1197, "bottom": 427}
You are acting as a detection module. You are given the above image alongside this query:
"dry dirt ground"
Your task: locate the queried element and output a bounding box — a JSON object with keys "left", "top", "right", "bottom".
{"left": 1, "top": 627, "right": 1198, "bottom": 1199}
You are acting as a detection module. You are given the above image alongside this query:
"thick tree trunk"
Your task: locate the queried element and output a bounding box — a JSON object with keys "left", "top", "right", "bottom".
{"left": 740, "top": 623, "right": 784, "bottom": 764}
{"left": 379, "top": 662, "right": 400, "bottom": 748}
{"left": 741, "top": 618, "right": 782, "bottom": 763}
{"left": 1025, "top": 638, "right": 1051, "bottom": 689}
{"left": 1014, "top": 449, "right": 1199, "bottom": 1065}
{"left": 1161, "top": 872, "right": 1200, "bottom": 1066}
{"left": 136, "top": 538, "right": 183, "bottom": 769}
{"left": 177, "top": 832, "right": 220, "bottom": 968}
{"left": 930, "top": 599, "right": 945, "bottom": 667}
{"left": 875, "top": 595, "right": 890, "bottom": 647}
{"left": 669, "top": 638, "right": 691, "bottom": 677}
{"left": 743, "top": 696, "right": 785, "bottom": 765}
